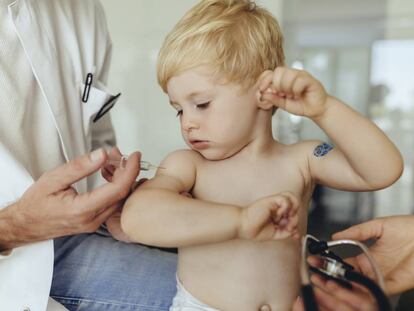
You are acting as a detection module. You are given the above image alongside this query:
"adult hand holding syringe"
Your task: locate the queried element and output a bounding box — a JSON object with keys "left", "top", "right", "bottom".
{"left": 0, "top": 149, "right": 140, "bottom": 252}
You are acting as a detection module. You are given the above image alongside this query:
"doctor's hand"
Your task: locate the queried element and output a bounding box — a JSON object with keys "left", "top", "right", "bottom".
{"left": 292, "top": 274, "right": 379, "bottom": 311}
{"left": 332, "top": 215, "right": 414, "bottom": 295}
{"left": 0, "top": 148, "right": 140, "bottom": 251}
{"left": 101, "top": 147, "right": 142, "bottom": 243}
{"left": 238, "top": 192, "right": 300, "bottom": 241}
{"left": 258, "top": 67, "right": 328, "bottom": 120}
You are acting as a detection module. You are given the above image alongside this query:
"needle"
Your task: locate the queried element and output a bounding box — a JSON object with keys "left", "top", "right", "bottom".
{"left": 106, "top": 156, "right": 165, "bottom": 171}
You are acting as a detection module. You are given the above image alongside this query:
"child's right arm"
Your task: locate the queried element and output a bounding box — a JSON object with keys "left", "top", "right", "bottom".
{"left": 121, "top": 150, "right": 299, "bottom": 247}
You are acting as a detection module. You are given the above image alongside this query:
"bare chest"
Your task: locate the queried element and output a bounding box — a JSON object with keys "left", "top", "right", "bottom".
{"left": 192, "top": 159, "right": 307, "bottom": 206}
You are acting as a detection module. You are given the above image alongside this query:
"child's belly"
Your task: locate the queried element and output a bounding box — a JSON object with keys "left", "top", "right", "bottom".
{"left": 178, "top": 238, "right": 301, "bottom": 311}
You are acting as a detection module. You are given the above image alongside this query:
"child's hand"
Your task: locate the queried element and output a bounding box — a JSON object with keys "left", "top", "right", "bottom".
{"left": 258, "top": 67, "right": 328, "bottom": 120}
{"left": 238, "top": 192, "right": 300, "bottom": 241}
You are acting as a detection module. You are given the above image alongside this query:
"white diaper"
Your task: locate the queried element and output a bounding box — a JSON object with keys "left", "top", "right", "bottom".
{"left": 169, "top": 276, "right": 220, "bottom": 311}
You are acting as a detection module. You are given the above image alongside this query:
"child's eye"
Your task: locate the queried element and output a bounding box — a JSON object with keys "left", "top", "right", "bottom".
{"left": 176, "top": 110, "right": 183, "bottom": 117}
{"left": 196, "top": 102, "right": 210, "bottom": 110}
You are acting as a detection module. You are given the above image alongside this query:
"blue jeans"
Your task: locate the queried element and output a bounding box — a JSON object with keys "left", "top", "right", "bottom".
{"left": 51, "top": 234, "right": 177, "bottom": 311}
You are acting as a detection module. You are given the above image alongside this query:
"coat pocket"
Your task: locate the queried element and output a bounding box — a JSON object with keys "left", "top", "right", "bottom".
{"left": 80, "top": 80, "right": 120, "bottom": 135}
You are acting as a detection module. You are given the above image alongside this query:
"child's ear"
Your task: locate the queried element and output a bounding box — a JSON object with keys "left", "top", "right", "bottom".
{"left": 255, "top": 89, "right": 273, "bottom": 111}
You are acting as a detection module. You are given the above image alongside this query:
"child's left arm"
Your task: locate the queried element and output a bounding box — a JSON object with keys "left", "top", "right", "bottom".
{"left": 258, "top": 67, "right": 403, "bottom": 191}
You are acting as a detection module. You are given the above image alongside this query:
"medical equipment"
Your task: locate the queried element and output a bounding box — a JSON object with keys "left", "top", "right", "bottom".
{"left": 300, "top": 234, "right": 391, "bottom": 311}
{"left": 106, "top": 155, "right": 164, "bottom": 171}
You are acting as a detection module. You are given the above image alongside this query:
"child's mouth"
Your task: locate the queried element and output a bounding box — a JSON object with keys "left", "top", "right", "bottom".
{"left": 189, "top": 140, "right": 210, "bottom": 150}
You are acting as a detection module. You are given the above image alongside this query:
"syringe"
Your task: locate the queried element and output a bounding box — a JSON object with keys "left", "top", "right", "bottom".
{"left": 106, "top": 155, "right": 164, "bottom": 171}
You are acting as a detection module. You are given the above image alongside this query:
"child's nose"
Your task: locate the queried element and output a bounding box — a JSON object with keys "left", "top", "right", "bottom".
{"left": 181, "top": 114, "right": 199, "bottom": 132}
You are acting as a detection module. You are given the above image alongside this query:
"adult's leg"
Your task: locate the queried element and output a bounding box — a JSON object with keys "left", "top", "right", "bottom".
{"left": 51, "top": 234, "right": 177, "bottom": 311}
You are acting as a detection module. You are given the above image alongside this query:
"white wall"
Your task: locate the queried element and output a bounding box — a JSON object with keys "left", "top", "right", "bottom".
{"left": 100, "top": 0, "right": 283, "bottom": 176}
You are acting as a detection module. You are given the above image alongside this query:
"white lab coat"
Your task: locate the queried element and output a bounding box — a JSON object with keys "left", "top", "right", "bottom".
{"left": 0, "top": 0, "right": 117, "bottom": 310}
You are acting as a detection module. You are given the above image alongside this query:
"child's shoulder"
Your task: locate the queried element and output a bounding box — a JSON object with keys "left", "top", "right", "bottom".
{"left": 149, "top": 149, "right": 203, "bottom": 191}
{"left": 277, "top": 140, "right": 326, "bottom": 158}
{"left": 161, "top": 149, "right": 205, "bottom": 168}
{"left": 274, "top": 140, "right": 328, "bottom": 186}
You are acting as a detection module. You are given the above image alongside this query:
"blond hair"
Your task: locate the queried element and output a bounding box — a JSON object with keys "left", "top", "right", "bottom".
{"left": 157, "top": 0, "right": 285, "bottom": 92}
